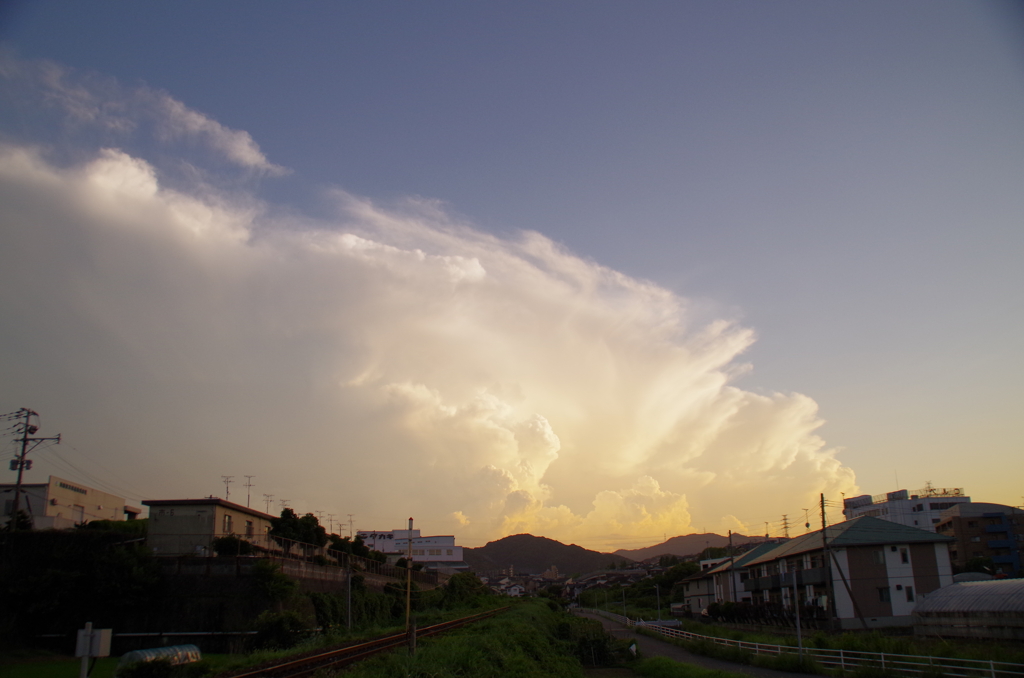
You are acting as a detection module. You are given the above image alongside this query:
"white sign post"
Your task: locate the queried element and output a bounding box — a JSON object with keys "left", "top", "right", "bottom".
{"left": 75, "top": 622, "right": 112, "bottom": 678}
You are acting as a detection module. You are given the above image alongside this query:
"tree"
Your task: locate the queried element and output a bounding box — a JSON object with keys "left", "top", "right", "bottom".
{"left": 3, "top": 510, "right": 32, "bottom": 531}
{"left": 270, "top": 508, "right": 327, "bottom": 547}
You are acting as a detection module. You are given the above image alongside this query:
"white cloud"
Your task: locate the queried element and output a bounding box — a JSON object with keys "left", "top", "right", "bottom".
{"left": 0, "top": 55, "right": 859, "bottom": 549}
{"left": 0, "top": 141, "right": 857, "bottom": 550}
{"left": 0, "top": 54, "right": 286, "bottom": 175}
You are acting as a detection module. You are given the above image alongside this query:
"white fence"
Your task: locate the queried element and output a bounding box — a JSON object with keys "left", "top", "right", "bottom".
{"left": 575, "top": 609, "right": 1024, "bottom": 678}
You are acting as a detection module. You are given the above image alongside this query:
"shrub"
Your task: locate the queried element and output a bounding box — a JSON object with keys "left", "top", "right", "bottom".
{"left": 116, "top": 658, "right": 210, "bottom": 678}
{"left": 212, "top": 535, "right": 253, "bottom": 556}
{"left": 250, "top": 609, "right": 310, "bottom": 650}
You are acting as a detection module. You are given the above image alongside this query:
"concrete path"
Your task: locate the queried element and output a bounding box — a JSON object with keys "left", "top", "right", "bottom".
{"left": 577, "top": 612, "right": 814, "bottom": 678}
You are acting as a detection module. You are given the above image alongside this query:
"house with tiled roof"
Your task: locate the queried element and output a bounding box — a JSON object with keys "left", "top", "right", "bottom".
{"left": 741, "top": 516, "right": 954, "bottom": 629}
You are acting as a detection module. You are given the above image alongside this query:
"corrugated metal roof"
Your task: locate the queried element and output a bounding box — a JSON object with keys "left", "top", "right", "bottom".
{"left": 914, "top": 580, "right": 1024, "bottom": 615}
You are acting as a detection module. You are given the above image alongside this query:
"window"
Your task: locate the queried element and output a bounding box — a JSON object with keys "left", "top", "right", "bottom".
{"left": 900, "top": 548, "right": 909, "bottom": 564}
{"left": 970, "top": 536, "right": 981, "bottom": 542}
{"left": 223, "top": 514, "right": 233, "bottom": 534}
{"left": 905, "top": 586, "right": 914, "bottom": 602}
{"left": 245, "top": 520, "right": 254, "bottom": 537}
{"left": 878, "top": 587, "right": 891, "bottom": 603}
{"left": 874, "top": 550, "right": 885, "bottom": 565}
{"left": 446, "top": 549, "right": 453, "bottom": 556}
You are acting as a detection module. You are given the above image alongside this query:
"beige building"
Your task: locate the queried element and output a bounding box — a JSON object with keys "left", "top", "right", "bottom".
{"left": 143, "top": 497, "right": 277, "bottom": 556}
{"left": 0, "top": 475, "right": 141, "bottom": 529}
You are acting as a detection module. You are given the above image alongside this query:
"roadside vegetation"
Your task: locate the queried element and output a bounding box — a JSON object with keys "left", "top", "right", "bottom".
{"left": 334, "top": 598, "right": 634, "bottom": 678}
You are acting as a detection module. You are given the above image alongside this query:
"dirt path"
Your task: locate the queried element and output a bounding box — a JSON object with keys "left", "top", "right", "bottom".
{"left": 578, "top": 612, "right": 814, "bottom": 678}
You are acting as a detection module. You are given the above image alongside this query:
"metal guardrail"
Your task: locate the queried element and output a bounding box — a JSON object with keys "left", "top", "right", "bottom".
{"left": 576, "top": 609, "right": 1024, "bottom": 678}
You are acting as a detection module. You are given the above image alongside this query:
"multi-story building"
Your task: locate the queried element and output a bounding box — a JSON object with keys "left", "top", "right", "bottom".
{"left": 742, "top": 516, "right": 954, "bottom": 629}
{"left": 0, "top": 475, "right": 141, "bottom": 529}
{"left": 843, "top": 486, "right": 970, "bottom": 532}
{"left": 934, "top": 503, "right": 1023, "bottom": 577}
{"left": 357, "top": 528, "right": 467, "bottom": 573}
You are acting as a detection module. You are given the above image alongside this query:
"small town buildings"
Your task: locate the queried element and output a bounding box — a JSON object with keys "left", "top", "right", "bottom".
{"left": 843, "top": 486, "right": 970, "bottom": 532}
{"left": 742, "top": 516, "right": 954, "bottom": 629}
{"left": 143, "top": 497, "right": 277, "bottom": 556}
{"left": 934, "top": 503, "right": 1023, "bottom": 576}
{"left": 357, "top": 528, "right": 468, "bottom": 573}
{"left": 0, "top": 475, "right": 141, "bottom": 529}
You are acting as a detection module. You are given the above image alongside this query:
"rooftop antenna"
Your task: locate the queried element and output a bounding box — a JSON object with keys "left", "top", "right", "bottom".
{"left": 263, "top": 493, "right": 274, "bottom": 513}
{"left": 327, "top": 513, "right": 335, "bottom": 534}
{"left": 348, "top": 513, "right": 354, "bottom": 538}
{"left": 279, "top": 499, "right": 291, "bottom": 511}
{"left": 803, "top": 508, "right": 811, "bottom": 531}
{"left": 243, "top": 475, "right": 255, "bottom": 507}
{"left": 221, "top": 476, "right": 234, "bottom": 501}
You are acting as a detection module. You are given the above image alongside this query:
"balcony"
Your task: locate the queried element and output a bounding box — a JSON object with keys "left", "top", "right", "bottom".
{"left": 987, "top": 539, "right": 1013, "bottom": 549}
{"left": 985, "top": 523, "right": 1009, "bottom": 534}
{"left": 745, "top": 568, "right": 828, "bottom": 591}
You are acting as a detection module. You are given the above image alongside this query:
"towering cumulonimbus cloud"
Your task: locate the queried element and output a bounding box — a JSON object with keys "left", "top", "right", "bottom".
{"left": 0, "top": 57, "right": 857, "bottom": 549}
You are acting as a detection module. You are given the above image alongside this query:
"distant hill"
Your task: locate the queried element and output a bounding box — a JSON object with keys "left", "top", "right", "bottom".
{"left": 614, "top": 533, "right": 762, "bottom": 561}
{"left": 463, "top": 534, "right": 636, "bottom": 575}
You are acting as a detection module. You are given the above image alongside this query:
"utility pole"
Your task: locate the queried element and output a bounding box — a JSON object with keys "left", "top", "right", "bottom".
{"left": 243, "top": 475, "right": 255, "bottom": 507}
{"left": 405, "top": 517, "right": 414, "bottom": 631}
{"left": 263, "top": 494, "right": 274, "bottom": 513}
{"left": 727, "top": 530, "right": 735, "bottom": 602}
{"left": 820, "top": 493, "right": 836, "bottom": 629}
{"left": 9, "top": 409, "right": 60, "bottom": 530}
{"left": 221, "top": 476, "right": 233, "bottom": 501}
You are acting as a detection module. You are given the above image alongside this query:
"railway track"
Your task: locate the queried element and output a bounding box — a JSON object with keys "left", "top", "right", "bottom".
{"left": 226, "top": 607, "right": 508, "bottom": 678}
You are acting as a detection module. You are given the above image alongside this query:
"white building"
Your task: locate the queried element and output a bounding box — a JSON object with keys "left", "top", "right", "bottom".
{"left": 357, "top": 528, "right": 468, "bottom": 573}
{"left": 843, "top": 486, "right": 970, "bottom": 532}
{"left": 0, "top": 475, "right": 141, "bottom": 529}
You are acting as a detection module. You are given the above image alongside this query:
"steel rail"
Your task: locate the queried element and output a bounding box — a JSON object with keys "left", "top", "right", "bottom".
{"left": 226, "top": 607, "right": 508, "bottom": 678}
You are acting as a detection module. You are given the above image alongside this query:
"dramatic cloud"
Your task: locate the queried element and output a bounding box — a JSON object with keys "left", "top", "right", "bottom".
{"left": 0, "top": 59, "right": 857, "bottom": 550}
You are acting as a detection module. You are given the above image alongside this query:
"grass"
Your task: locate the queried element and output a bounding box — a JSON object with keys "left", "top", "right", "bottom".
{"left": 335, "top": 600, "right": 611, "bottom": 678}
{"left": 632, "top": 656, "right": 747, "bottom": 678}
{"left": 0, "top": 656, "right": 122, "bottom": 678}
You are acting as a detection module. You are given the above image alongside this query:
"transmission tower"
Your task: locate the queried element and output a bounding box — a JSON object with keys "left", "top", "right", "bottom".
{"left": 781, "top": 514, "right": 790, "bottom": 538}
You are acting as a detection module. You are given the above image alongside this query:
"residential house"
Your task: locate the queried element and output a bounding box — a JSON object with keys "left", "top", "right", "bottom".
{"left": 143, "top": 497, "right": 277, "bottom": 556}
{"left": 742, "top": 516, "right": 954, "bottom": 629}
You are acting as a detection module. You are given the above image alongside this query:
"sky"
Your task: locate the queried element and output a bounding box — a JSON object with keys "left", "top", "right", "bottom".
{"left": 1, "top": 1, "right": 1022, "bottom": 551}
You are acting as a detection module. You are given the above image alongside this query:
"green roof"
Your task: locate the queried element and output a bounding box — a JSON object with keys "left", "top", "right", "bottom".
{"left": 705, "top": 540, "right": 788, "bottom": 573}
{"left": 743, "top": 516, "right": 953, "bottom": 567}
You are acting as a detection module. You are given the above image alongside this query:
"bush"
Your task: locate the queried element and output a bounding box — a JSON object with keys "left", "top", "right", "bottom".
{"left": 251, "top": 560, "right": 297, "bottom": 602}
{"left": 116, "top": 658, "right": 210, "bottom": 678}
{"left": 250, "top": 609, "right": 310, "bottom": 650}
{"left": 212, "top": 535, "right": 253, "bottom": 556}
